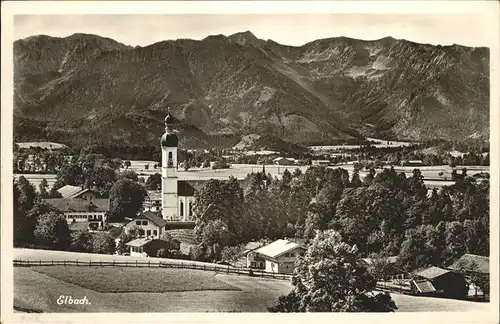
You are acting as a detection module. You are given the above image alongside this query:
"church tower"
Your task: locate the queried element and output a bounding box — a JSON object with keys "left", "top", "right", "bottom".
{"left": 160, "top": 111, "right": 179, "bottom": 220}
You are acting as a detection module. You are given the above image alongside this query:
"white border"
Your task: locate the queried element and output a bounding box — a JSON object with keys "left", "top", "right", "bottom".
{"left": 2, "top": 1, "right": 499, "bottom": 324}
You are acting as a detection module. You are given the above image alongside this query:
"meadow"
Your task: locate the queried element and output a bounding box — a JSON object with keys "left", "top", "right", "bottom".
{"left": 31, "top": 266, "right": 239, "bottom": 293}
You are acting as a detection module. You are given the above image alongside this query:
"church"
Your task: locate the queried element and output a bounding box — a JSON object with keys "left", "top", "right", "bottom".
{"left": 159, "top": 113, "right": 196, "bottom": 222}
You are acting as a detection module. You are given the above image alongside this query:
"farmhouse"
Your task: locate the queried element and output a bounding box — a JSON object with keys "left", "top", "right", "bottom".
{"left": 125, "top": 238, "right": 172, "bottom": 257}
{"left": 400, "top": 160, "right": 424, "bottom": 166}
{"left": 44, "top": 188, "right": 109, "bottom": 230}
{"left": 124, "top": 211, "right": 168, "bottom": 239}
{"left": 311, "top": 160, "right": 330, "bottom": 166}
{"left": 247, "top": 239, "right": 306, "bottom": 274}
{"left": 411, "top": 266, "right": 468, "bottom": 299}
{"left": 144, "top": 190, "right": 162, "bottom": 212}
{"left": 273, "top": 157, "right": 296, "bottom": 166}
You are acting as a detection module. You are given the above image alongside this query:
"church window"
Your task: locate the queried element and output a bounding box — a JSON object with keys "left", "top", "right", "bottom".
{"left": 168, "top": 152, "right": 173, "bottom": 167}
{"left": 189, "top": 202, "right": 193, "bottom": 216}
{"left": 180, "top": 201, "right": 184, "bottom": 217}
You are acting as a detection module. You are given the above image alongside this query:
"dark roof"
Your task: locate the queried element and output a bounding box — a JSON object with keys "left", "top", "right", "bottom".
{"left": 44, "top": 198, "right": 110, "bottom": 212}
{"left": 66, "top": 188, "right": 97, "bottom": 199}
{"left": 416, "top": 266, "right": 450, "bottom": 280}
{"left": 133, "top": 211, "right": 168, "bottom": 227}
{"left": 178, "top": 181, "right": 195, "bottom": 196}
{"left": 413, "top": 280, "right": 436, "bottom": 293}
{"left": 160, "top": 133, "right": 178, "bottom": 147}
{"left": 449, "top": 254, "right": 489, "bottom": 274}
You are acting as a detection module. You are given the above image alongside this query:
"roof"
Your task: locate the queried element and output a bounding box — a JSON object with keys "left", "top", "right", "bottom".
{"left": 244, "top": 241, "right": 265, "bottom": 252}
{"left": 178, "top": 181, "right": 195, "bottom": 196}
{"left": 161, "top": 133, "right": 178, "bottom": 147}
{"left": 416, "top": 266, "right": 450, "bottom": 280}
{"left": 125, "top": 238, "right": 154, "bottom": 248}
{"left": 66, "top": 188, "right": 97, "bottom": 199}
{"left": 146, "top": 190, "right": 162, "bottom": 201}
{"left": 68, "top": 221, "right": 90, "bottom": 231}
{"left": 44, "top": 198, "right": 110, "bottom": 212}
{"left": 57, "top": 185, "right": 83, "bottom": 198}
{"left": 413, "top": 280, "right": 437, "bottom": 293}
{"left": 360, "top": 256, "right": 399, "bottom": 266}
{"left": 254, "top": 239, "right": 305, "bottom": 259}
{"left": 449, "top": 254, "right": 489, "bottom": 274}
{"left": 132, "top": 211, "right": 168, "bottom": 227}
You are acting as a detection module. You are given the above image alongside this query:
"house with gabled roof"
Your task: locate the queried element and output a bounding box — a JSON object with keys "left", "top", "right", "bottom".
{"left": 124, "top": 211, "right": 168, "bottom": 239}
{"left": 411, "top": 266, "right": 468, "bottom": 299}
{"left": 247, "top": 239, "right": 306, "bottom": 274}
{"left": 44, "top": 196, "right": 109, "bottom": 230}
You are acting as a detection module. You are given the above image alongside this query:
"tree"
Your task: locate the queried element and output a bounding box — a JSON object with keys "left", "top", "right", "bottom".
{"left": 145, "top": 173, "right": 162, "bottom": 190}
{"left": 221, "top": 245, "right": 245, "bottom": 264}
{"left": 119, "top": 170, "right": 139, "bottom": 182}
{"left": 14, "top": 178, "right": 38, "bottom": 244}
{"left": 183, "top": 160, "right": 191, "bottom": 171}
{"left": 124, "top": 160, "right": 131, "bottom": 169}
{"left": 197, "top": 219, "right": 233, "bottom": 248}
{"left": 108, "top": 178, "right": 147, "bottom": 221}
{"left": 56, "top": 163, "right": 84, "bottom": 186}
{"left": 34, "top": 211, "right": 71, "bottom": 250}
{"left": 39, "top": 178, "right": 49, "bottom": 198}
{"left": 202, "top": 159, "right": 210, "bottom": 168}
{"left": 116, "top": 232, "right": 134, "bottom": 255}
{"left": 268, "top": 230, "right": 397, "bottom": 312}
{"left": 91, "top": 232, "right": 116, "bottom": 254}
{"left": 350, "top": 169, "right": 362, "bottom": 188}
{"left": 70, "top": 230, "right": 93, "bottom": 253}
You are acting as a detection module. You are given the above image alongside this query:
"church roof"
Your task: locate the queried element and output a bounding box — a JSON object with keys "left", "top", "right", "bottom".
{"left": 160, "top": 133, "right": 178, "bottom": 147}
{"left": 178, "top": 181, "right": 195, "bottom": 196}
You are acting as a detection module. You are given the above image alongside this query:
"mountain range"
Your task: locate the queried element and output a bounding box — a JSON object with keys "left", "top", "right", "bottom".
{"left": 13, "top": 31, "right": 490, "bottom": 150}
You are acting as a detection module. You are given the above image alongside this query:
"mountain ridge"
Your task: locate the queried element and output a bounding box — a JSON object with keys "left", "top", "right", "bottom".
{"left": 13, "top": 31, "right": 489, "bottom": 149}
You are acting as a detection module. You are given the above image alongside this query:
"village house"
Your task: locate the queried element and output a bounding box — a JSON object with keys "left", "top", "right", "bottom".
{"left": 144, "top": 190, "right": 162, "bottom": 212}
{"left": 311, "top": 160, "right": 330, "bottom": 166}
{"left": 125, "top": 238, "right": 171, "bottom": 257}
{"left": 124, "top": 211, "right": 168, "bottom": 239}
{"left": 273, "top": 157, "right": 296, "bottom": 166}
{"left": 411, "top": 266, "right": 468, "bottom": 299}
{"left": 44, "top": 186, "right": 109, "bottom": 230}
{"left": 246, "top": 239, "right": 306, "bottom": 274}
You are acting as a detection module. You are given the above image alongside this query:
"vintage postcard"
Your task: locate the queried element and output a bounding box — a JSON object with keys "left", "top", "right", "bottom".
{"left": 1, "top": 1, "right": 499, "bottom": 323}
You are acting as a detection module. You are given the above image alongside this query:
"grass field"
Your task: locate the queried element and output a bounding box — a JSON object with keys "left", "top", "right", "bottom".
{"left": 31, "top": 266, "right": 239, "bottom": 293}
{"left": 14, "top": 267, "right": 291, "bottom": 312}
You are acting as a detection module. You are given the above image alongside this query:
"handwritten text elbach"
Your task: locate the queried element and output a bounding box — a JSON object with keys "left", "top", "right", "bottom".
{"left": 56, "top": 295, "right": 91, "bottom": 305}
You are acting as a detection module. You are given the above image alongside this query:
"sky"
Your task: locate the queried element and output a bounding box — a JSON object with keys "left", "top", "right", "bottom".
{"left": 14, "top": 14, "right": 493, "bottom": 48}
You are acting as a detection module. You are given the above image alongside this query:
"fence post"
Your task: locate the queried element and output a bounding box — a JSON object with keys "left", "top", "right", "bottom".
{"left": 39, "top": 260, "right": 42, "bottom": 266}
{"left": 136, "top": 260, "right": 138, "bottom": 267}
{"left": 52, "top": 260, "right": 54, "bottom": 266}
{"left": 148, "top": 261, "right": 150, "bottom": 268}
{"left": 227, "top": 265, "right": 229, "bottom": 274}
{"left": 203, "top": 264, "right": 205, "bottom": 270}
{"left": 100, "top": 260, "right": 102, "bottom": 267}
{"left": 89, "top": 260, "right": 91, "bottom": 267}
{"left": 113, "top": 260, "right": 115, "bottom": 267}
{"left": 76, "top": 260, "right": 78, "bottom": 266}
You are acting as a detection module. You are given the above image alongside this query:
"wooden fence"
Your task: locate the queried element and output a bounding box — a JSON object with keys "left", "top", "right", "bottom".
{"left": 13, "top": 259, "right": 293, "bottom": 280}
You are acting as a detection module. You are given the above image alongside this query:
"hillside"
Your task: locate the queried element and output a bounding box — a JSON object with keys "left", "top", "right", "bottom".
{"left": 14, "top": 32, "right": 489, "bottom": 148}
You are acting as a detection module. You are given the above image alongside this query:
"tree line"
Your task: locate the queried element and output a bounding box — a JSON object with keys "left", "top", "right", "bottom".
{"left": 190, "top": 166, "right": 489, "bottom": 274}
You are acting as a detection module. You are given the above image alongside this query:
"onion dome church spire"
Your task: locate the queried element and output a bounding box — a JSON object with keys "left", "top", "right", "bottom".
{"left": 160, "top": 107, "right": 179, "bottom": 147}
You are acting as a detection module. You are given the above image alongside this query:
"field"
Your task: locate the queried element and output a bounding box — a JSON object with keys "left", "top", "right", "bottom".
{"left": 14, "top": 266, "right": 291, "bottom": 312}
{"left": 15, "top": 164, "right": 489, "bottom": 193}
{"left": 31, "top": 266, "right": 239, "bottom": 293}
{"left": 13, "top": 249, "right": 490, "bottom": 313}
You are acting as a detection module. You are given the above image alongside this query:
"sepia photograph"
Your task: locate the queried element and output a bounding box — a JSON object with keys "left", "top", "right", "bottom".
{"left": 1, "top": 1, "right": 499, "bottom": 323}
